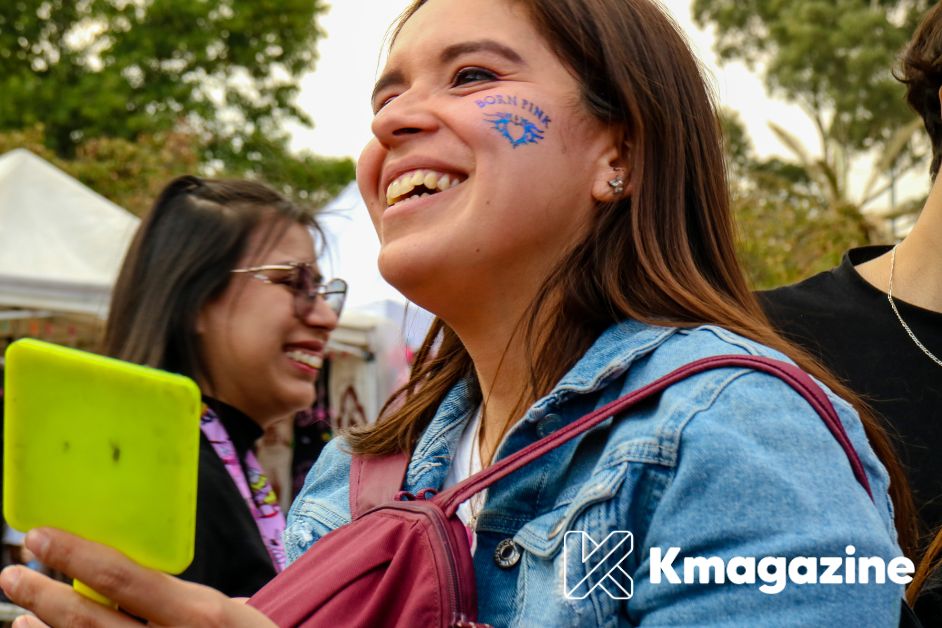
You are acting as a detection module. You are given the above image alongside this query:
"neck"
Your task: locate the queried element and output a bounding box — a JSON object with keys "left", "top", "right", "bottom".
{"left": 856, "top": 174, "right": 942, "bottom": 313}
{"left": 458, "top": 323, "right": 531, "bottom": 465}
{"left": 407, "top": 250, "right": 577, "bottom": 464}
{"left": 441, "top": 290, "right": 553, "bottom": 465}
{"left": 199, "top": 384, "right": 273, "bottom": 429}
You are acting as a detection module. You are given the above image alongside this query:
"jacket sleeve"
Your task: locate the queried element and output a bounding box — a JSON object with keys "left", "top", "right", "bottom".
{"left": 283, "top": 437, "right": 354, "bottom": 565}
{"left": 628, "top": 370, "right": 903, "bottom": 626}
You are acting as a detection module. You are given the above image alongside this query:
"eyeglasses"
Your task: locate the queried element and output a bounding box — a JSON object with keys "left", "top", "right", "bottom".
{"left": 231, "top": 263, "right": 347, "bottom": 321}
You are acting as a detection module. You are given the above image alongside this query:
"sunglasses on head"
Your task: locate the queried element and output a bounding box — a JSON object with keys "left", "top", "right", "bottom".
{"left": 231, "top": 262, "right": 347, "bottom": 321}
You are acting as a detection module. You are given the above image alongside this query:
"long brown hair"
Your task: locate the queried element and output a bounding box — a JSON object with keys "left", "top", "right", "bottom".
{"left": 347, "top": 0, "right": 917, "bottom": 557}
{"left": 908, "top": 525, "right": 942, "bottom": 606}
{"left": 103, "top": 175, "right": 321, "bottom": 388}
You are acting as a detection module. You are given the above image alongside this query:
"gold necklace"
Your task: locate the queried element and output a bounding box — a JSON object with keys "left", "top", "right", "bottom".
{"left": 888, "top": 244, "right": 942, "bottom": 368}
{"left": 467, "top": 408, "right": 486, "bottom": 530}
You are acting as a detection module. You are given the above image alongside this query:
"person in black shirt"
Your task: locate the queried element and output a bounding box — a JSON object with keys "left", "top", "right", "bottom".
{"left": 762, "top": 246, "right": 942, "bottom": 530}
{"left": 99, "top": 176, "right": 346, "bottom": 596}
{"left": 762, "top": 7, "right": 942, "bottom": 620}
{"left": 180, "top": 398, "right": 279, "bottom": 596}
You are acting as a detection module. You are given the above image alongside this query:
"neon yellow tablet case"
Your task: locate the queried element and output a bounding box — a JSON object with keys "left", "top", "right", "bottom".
{"left": 3, "top": 338, "right": 201, "bottom": 575}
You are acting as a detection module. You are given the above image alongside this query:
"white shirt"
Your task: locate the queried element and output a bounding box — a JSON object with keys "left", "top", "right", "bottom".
{"left": 442, "top": 407, "right": 486, "bottom": 552}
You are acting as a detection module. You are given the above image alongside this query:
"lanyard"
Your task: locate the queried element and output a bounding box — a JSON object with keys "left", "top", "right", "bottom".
{"left": 200, "top": 405, "right": 286, "bottom": 572}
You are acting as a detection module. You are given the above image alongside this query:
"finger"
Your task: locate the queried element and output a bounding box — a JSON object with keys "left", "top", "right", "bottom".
{"left": 24, "top": 529, "right": 274, "bottom": 627}
{"left": 24, "top": 528, "right": 203, "bottom": 624}
{"left": 1, "top": 566, "right": 139, "bottom": 628}
{"left": 13, "top": 614, "right": 52, "bottom": 628}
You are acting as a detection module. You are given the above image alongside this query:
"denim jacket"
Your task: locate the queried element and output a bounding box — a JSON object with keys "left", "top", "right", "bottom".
{"left": 286, "top": 321, "right": 902, "bottom": 627}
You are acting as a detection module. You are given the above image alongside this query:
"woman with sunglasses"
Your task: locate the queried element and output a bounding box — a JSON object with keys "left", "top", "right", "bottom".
{"left": 99, "top": 175, "right": 346, "bottom": 598}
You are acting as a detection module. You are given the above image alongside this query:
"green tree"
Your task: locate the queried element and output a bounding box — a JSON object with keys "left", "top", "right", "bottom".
{"left": 694, "top": 0, "right": 930, "bottom": 218}
{"left": 0, "top": 124, "right": 200, "bottom": 215}
{"left": 0, "top": 0, "right": 354, "bottom": 202}
{"left": 721, "top": 111, "right": 872, "bottom": 288}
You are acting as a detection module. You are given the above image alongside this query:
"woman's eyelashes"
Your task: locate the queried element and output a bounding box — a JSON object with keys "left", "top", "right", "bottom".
{"left": 371, "top": 66, "right": 499, "bottom": 113}
{"left": 451, "top": 66, "right": 498, "bottom": 87}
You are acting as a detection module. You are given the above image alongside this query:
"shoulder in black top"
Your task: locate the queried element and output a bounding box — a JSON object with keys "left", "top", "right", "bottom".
{"left": 760, "top": 246, "right": 942, "bottom": 533}
{"left": 178, "top": 398, "right": 275, "bottom": 597}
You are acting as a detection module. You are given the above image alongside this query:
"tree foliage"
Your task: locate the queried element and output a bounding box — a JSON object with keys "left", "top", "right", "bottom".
{"left": 693, "top": 0, "right": 930, "bottom": 153}
{"left": 0, "top": 124, "right": 199, "bottom": 215}
{"left": 695, "top": 0, "right": 932, "bottom": 233}
{"left": 721, "top": 111, "right": 873, "bottom": 289}
{"left": 0, "top": 0, "right": 354, "bottom": 205}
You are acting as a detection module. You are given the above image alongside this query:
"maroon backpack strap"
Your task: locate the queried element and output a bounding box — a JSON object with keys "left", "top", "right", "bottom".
{"left": 349, "top": 452, "right": 410, "bottom": 520}
{"left": 436, "top": 354, "right": 872, "bottom": 517}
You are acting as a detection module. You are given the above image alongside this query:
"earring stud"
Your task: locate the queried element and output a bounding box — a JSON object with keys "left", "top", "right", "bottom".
{"left": 607, "top": 171, "right": 625, "bottom": 197}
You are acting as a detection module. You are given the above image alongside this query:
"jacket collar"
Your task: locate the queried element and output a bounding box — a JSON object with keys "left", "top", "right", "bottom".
{"left": 404, "top": 320, "right": 676, "bottom": 491}
{"left": 526, "top": 319, "right": 676, "bottom": 418}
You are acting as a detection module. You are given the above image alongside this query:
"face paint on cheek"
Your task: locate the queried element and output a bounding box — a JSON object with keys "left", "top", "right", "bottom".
{"left": 475, "top": 94, "right": 519, "bottom": 108}
{"left": 485, "top": 112, "right": 545, "bottom": 148}
{"left": 478, "top": 95, "right": 553, "bottom": 149}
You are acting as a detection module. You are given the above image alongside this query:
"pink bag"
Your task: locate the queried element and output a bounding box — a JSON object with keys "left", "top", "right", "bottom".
{"left": 247, "top": 355, "right": 871, "bottom": 627}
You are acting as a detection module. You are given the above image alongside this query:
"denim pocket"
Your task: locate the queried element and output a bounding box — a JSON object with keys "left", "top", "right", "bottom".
{"left": 508, "top": 463, "right": 631, "bottom": 628}
{"left": 514, "top": 462, "right": 628, "bottom": 559}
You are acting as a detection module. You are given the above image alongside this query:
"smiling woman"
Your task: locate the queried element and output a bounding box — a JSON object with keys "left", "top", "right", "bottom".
{"left": 99, "top": 176, "right": 345, "bottom": 597}
{"left": 0, "top": 0, "right": 918, "bottom": 626}
{"left": 309, "top": 0, "right": 915, "bottom": 623}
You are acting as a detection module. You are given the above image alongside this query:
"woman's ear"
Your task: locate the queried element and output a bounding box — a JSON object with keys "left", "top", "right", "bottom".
{"left": 591, "top": 142, "right": 632, "bottom": 203}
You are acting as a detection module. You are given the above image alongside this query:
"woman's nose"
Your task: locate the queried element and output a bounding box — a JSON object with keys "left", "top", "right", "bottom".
{"left": 371, "top": 90, "right": 440, "bottom": 148}
{"left": 302, "top": 295, "right": 340, "bottom": 331}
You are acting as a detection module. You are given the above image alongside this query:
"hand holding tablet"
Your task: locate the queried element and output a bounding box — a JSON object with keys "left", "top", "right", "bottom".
{"left": 3, "top": 339, "right": 201, "bottom": 606}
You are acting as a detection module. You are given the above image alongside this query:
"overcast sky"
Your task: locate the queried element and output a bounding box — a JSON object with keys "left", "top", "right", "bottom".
{"left": 286, "top": 0, "right": 821, "bottom": 163}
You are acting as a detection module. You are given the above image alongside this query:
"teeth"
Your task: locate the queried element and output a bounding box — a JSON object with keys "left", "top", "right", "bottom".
{"left": 385, "top": 169, "right": 465, "bottom": 206}
{"left": 286, "top": 350, "right": 322, "bottom": 369}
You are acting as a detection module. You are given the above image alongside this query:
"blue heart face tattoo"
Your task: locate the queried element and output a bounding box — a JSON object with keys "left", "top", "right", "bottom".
{"left": 476, "top": 95, "right": 552, "bottom": 149}
{"left": 484, "top": 112, "right": 545, "bottom": 148}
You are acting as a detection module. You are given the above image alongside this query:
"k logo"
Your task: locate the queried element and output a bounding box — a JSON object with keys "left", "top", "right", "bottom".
{"left": 563, "top": 531, "right": 634, "bottom": 600}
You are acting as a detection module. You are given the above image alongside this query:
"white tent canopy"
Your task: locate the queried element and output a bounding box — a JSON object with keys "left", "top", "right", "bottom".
{"left": 0, "top": 149, "right": 139, "bottom": 317}
{"left": 327, "top": 309, "right": 409, "bottom": 428}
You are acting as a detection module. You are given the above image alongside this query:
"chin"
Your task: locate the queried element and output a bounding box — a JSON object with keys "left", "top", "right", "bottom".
{"left": 292, "top": 389, "right": 317, "bottom": 412}
{"left": 271, "top": 388, "right": 316, "bottom": 420}
{"left": 377, "top": 245, "right": 454, "bottom": 309}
